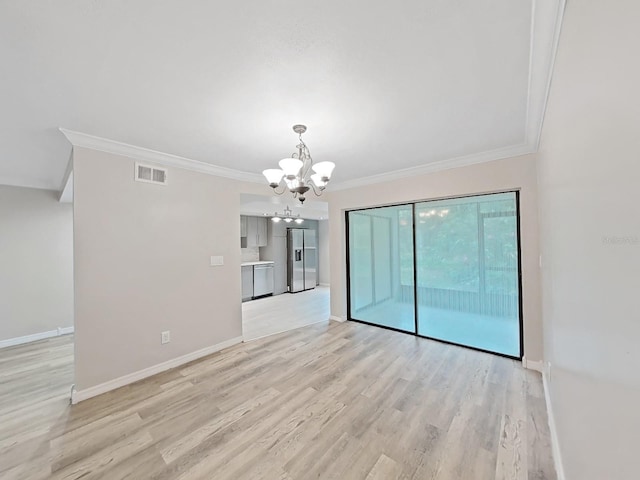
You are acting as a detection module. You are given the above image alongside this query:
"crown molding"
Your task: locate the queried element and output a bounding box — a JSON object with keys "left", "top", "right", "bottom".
{"left": 58, "top": 0, "right": 564, "bottom": 197}
{"left": 526, "top": 0, "right": 567, "bottom": 148}
{"left": 330, "top": 142, "right": 534, "bottom": 191}
{"left": 58, "top": 128, "right": 264, "bottom": 184}
{"left": 329, "top": 0, "right": 565, "bottom": 193}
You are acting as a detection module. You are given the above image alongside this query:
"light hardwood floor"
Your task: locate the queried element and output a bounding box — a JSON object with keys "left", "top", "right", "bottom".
{"left": 242, "top": 286, "right": 330, "bottom": 341}
{"left": 0, "top": 322, "right": 555, "bottom": 480}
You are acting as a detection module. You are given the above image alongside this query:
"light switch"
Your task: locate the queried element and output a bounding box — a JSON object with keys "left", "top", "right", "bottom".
{"left": 210, "top": 255, "right": 224, "bottom": 266}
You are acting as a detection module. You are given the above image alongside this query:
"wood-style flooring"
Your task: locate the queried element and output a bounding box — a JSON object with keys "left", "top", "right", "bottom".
{"left": 242, "top": 286, "right": 330, "bottom": 341}
{"left": 0, "top": 321, "right": 556, "bottom": 479}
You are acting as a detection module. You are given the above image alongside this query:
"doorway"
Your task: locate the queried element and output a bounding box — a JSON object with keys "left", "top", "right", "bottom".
{"left": 346, "top": 192, "right": 522, "bottom": 358}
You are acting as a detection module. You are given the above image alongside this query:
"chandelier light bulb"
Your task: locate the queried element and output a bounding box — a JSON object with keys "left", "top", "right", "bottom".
{"left": 310, "top": 173, "right": 327, "bottom": 188}
{"left": 278, "top": 158, "right": 303, "bottom": 178}
{"left": 311, "top": 161, "right": 335, "bottom": 180}
{"left": 262, "top": 169, "right": 284, "bottom": 187}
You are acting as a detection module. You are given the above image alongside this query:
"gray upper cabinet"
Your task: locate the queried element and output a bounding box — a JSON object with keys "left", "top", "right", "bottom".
{"left": 240, "top": 215, "right": 248, "bottom": 238}
{"left": 256, "top": 217, "right": 268, "bottom": 246}
{"left": 245, "top": 216, "right": 268, "bottom": 247}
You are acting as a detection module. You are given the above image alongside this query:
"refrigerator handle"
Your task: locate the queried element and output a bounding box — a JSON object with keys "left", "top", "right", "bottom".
{"left": 295, "top": 249, "right": 302, "bottom": 261}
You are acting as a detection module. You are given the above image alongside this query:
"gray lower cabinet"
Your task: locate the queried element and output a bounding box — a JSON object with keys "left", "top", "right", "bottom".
{"left": 241, "top": 265, "right": 253, "bottom": 301}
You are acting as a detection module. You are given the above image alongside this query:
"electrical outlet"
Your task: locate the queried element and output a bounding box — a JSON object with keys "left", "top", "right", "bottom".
{"left": 161, "top": 331, "right": 170, "bottom": 344}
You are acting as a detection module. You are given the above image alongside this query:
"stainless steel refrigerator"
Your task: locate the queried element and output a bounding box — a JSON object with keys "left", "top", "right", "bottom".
{"left": 287, "top": 228, "right": 317, "bottom": 293}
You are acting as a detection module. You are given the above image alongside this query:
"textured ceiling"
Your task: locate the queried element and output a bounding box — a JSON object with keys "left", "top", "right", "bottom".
{"left": 0, "top": 0, "right": 560, "bottom": 191}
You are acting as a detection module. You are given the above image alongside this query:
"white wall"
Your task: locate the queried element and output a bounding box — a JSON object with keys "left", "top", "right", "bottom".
{"left": 73, "top": 147, "right": 243, "bottom": 393}
{"left": 327, "top": 154, "right": 542, "bottom": 361}
{"left": 318, "top": 219, "right": 330, "bottom": 285}
{"left": 0, "top": 185, "right": 73, "bottom": 343}
{"left": 537, "top": 1, "right": 640, "bottom": 478}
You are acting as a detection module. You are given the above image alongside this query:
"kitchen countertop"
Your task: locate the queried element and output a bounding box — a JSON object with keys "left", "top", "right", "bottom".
{"left": 241, "top": 261, "right": 275, "bottom": 266}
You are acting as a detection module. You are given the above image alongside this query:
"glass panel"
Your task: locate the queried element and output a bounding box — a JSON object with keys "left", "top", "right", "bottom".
{"left": 415, "top": 193, "right": 520, "bottom": 356}
{"left": 348, "top": 205, "right": 414, "bottom": 332}
{"left": 373, "top": 216, "right": 392, "bottom": 302}
{"left": 349, "top": 213, "right": 373, "bottom": 311}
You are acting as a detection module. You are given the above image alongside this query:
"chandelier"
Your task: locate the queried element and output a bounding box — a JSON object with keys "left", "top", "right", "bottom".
{"left": 270, "top": 205, "right": 304, "bottom": 224}
{"left": 262, "top": 125, "right": 335, "bottom": 204}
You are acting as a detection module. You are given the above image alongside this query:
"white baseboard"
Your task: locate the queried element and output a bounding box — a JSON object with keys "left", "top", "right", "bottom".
{"left": 522, "top": 356, "right": 545, "bottom": 373}
{"left": 58, "top": 326, "right": 74, "bottom": 335}
{"left": 71, "top": 335, "right": 243, "bottom": 404}
{"left": 0, "top": 326, "right": 75, "bottom": 349}
{"left": 329, "top": 315, "right": 346, "bottom": 323}
{"left": 542, "top": 365, "right": 566, "bottom": 480}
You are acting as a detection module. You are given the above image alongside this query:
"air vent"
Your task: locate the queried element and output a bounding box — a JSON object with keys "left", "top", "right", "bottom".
{"left": 135, "top": 162, "right": 168, "bottom": 185}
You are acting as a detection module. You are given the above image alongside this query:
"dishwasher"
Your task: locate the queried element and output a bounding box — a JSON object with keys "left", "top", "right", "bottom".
{"left": 252, "top": 263, "right": 274, "bottom": 298}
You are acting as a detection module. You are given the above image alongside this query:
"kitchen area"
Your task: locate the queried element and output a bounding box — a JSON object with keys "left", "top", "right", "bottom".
{"left": 241, "top": 214, "right": 320, "bottom": 301}
{"left": 239, "top": 203, "right": 330, "bottom": 341}
{"left": 240, "top": 215, "right": 275, "bottom": 301}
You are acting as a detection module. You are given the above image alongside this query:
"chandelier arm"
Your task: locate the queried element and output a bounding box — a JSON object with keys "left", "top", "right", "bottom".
{"left": 309, "top": 182, "right": 324, "bottom": 197}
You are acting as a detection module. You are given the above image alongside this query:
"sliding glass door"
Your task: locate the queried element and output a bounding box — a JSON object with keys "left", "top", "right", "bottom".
{"left": 347, "top": 192, "right": 521, "bottom": 358}
{"left": 347, "top": 205, "right": 414, "bottom": 332}
{"left": 414, "top": 193, "right": 520, "bottom": 356}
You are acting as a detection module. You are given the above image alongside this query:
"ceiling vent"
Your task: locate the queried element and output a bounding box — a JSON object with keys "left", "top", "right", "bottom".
{"left": 135, "top": 162, "right": 168, "bottom": 185}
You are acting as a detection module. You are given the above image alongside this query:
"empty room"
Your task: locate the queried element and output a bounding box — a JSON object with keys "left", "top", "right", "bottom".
{"left": 1, "top": 1, "right": 638, "bottom": 479}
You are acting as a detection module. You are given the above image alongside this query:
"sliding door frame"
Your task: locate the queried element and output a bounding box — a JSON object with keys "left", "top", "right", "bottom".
{"left": 345, "top": 190, "right": 524, "bottom": 360}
